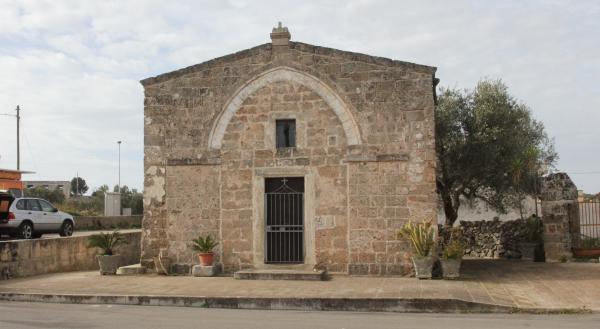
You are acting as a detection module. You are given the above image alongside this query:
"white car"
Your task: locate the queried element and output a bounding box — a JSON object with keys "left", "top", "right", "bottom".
{"left": 0, "top": 193, "right": 75, "bottom": 239}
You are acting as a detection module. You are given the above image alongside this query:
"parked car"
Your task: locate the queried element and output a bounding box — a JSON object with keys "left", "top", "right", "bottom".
{"left": 0, "top": 191, "right": 75, "bottom": 239}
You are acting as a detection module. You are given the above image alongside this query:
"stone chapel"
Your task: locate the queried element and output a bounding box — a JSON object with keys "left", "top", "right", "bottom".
{"left": 140, "top": 24, "right": 438, "bottom": 275}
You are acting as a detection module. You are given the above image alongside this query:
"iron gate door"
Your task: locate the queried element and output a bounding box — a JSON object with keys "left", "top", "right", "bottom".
{"left": 265, "top": 177, "right": 304, "bottom": 264}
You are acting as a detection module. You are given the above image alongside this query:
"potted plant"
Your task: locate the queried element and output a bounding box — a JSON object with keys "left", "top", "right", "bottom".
{"left": 87, "top": 230, "right": 128, "bottom": 275}
{"left": 398, "top": 220, "right": 436, "bottom": 279}
{"left": 191, "top": 234, "right": 218, "bottom": 266}
{"left": 572, "top": 236, "right": 600, "bottom": 258}
{"left": 519, "top": 216, "right": 540, "bottom": 261}
{"left": 441, "top": 233, "right": 465, "bottom": 279}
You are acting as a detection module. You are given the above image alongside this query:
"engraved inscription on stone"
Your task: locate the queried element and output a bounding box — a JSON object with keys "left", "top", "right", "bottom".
{"left": 315, "top": 216, "right": 335, "bottom": 229}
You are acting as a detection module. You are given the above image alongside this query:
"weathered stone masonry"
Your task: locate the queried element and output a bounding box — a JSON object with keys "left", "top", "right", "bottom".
{"left": 141, "top": 25, "right": 438, "bottom": 275}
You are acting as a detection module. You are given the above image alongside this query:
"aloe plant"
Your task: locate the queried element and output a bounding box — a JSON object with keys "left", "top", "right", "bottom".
{"left": 87, "top": 230, "right": 128, "bottom": 255}
{"left": 191, "top": 234, "right": 218, "bottom": 253}
{"left": 397, "top": 221, "right": 436, "bottom": 257}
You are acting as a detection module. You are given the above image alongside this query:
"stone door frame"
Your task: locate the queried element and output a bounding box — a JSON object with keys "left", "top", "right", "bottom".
{"left": 252, "top": 167, "right": 316, "bottom": 270}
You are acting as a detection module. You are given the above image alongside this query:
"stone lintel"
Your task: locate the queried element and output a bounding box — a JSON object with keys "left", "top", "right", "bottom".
{"left": 167, "top": 157, "right": 222, "bottom": 166}
{"left": 345, "top": 153, "right": 409, "bottom": 162}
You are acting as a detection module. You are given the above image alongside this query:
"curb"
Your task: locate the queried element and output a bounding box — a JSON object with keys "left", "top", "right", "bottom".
{"left": 0, "top": 292, "right": 585, "bottom": 314}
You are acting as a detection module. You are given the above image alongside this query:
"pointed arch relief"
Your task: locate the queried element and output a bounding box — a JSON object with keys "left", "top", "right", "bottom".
{"left": 208, "top": 66, "right": 362, "bottom": 149}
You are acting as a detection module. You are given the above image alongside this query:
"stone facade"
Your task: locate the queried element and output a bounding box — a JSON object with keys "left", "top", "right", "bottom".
{"left": 141, "top": 25, "right": 437, "bottom": 275}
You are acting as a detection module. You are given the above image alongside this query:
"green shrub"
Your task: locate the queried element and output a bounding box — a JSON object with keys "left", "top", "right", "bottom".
{"left": 581, "top": 236, "right": 600, "bottom": 248}
{"left": 521, "top": 216, "right": 540, "bottom": 243}
{"left": 443, "top": 239, "right": 465, "bottom": 260}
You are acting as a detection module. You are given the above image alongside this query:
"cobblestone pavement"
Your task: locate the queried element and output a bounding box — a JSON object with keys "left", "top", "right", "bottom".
{"left": 0, "top": 259, "right": 598, "bottom": 311}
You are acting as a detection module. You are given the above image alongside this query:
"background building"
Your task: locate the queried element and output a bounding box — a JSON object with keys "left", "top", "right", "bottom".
{"left": 23, "top": 180, "right": 71, "bottom": 199}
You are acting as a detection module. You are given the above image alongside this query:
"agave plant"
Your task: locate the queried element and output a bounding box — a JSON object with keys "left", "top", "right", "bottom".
{"left": 191, "top": 234, "right": 219, "bottom": 253}
{"left": 87, "top": 231, "right": 128, "bottom": 255}
{"left": 397, "top": 220, "right": 435, "bottom": 257}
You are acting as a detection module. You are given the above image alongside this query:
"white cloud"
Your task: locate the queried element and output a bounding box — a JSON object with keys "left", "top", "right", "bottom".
{"left": 0, "top": 0, "right": 599, "bottom": 193}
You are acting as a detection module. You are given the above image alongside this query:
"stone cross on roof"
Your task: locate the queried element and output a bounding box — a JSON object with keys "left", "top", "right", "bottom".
{"left": 270, "top": 22, "right": 291, "bottom": 46}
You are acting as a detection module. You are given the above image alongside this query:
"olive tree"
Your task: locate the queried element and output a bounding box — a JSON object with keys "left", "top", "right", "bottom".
{"left": 436, "top": 79, "right": 556, "bottom": 227}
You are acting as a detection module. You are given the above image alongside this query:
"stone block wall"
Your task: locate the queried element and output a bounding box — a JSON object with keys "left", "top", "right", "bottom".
{"left": 74, "top": 215, "right": 142, "bottom": 230}
{"left": 0, "top": 231, "right": 140, "bottom": 279}
{"left": 540, "top": 173, "right": 580, "bottom": 261}
{"left": 141, "top": 26, "right": 437, "bottom": 275}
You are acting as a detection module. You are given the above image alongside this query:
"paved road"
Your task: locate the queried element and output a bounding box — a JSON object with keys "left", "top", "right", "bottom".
{"left": 0, "top": 229, "right": 139, "bottom": 241}
{"left": 0, "top": 302, "right": 596, "bottom": 329}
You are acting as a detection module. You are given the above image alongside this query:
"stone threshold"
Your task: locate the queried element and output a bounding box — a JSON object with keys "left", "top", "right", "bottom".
{"left": 234, "top": 269, "right": 325, "bottom": 281}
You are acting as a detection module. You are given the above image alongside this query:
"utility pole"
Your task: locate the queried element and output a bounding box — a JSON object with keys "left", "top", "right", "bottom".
{"left": 16, "top": 105, "right": 20, "bottom": 170}
{"left": 117, "top": 141, "right": 121, "bottom": 192}
{"left": 117, "top": 141, "right": 122, "bottom": 216}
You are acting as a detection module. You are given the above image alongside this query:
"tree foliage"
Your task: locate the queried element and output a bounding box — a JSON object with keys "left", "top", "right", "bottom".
{"left": 436, "top": 79, "right": 556, "bottom": 226}
{"left": 113, "top": 185, "right": 143, "bottom": 215}
{"left": 24, "top": 186, "right": 65, "bottom": 204}
{"left": 70, "top": 177, "right": 89, "bottom": 196}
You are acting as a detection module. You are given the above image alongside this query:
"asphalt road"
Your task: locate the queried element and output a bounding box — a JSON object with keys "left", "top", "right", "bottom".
{"left": 0, "top": 302, "right": 596, "bottom": 329}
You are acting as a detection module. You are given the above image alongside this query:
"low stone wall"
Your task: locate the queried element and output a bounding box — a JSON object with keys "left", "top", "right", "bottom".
{"left": 440, "top": 218, "right": 542, "bottom": 259}
{"left": 0, "top": 231, "right": 140, "bottom": 279}
{"left": 74, "top": 215, "right": 142, "bottom": 230}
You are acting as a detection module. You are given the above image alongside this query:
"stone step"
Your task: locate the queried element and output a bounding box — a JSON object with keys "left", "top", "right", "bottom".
{"left": 234, "top": 269, "right": 325, "bottom": 281}
{"left": 116, "top": 264, "right": 146, "bottom": 275}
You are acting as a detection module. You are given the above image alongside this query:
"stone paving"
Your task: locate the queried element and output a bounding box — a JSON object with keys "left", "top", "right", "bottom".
{"left": 0, "top": 260, "right": 598, "bottom": 311}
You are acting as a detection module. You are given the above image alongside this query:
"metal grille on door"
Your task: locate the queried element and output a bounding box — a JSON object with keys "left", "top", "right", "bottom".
{"left": 265, "top": 177, "right": 304, "bottom": 264}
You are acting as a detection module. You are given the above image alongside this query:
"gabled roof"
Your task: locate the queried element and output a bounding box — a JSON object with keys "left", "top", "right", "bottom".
{"left": 140, "top": 41, "right": 436, "bottom": 87}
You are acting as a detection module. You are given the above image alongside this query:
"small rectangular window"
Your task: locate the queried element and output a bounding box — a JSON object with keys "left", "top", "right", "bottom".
{"left": 276, "top": 119, "right": 296, "bottom": 148}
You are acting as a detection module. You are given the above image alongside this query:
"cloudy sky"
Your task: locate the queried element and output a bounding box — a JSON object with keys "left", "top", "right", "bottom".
{"left": 0, "top": 0, "right": 599, "bottom": 194}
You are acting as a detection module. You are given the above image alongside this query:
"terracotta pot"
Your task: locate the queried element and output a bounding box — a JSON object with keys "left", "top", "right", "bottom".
{"left": 572, "top": 248, "right": 600, "bottom": 258}
{"left": 412, "top": 256, "right": 434, "bottom": 279}
{"left": 96, "top": 255, "right": 122, "bottom": 275}
{"left": 198, "top": 252, "right": 215, "bottom": 266}
{"left": 440, "top": 258, "right": 462, "bottom": 279}
{"left": 519, "top": 242, "right": 537, "bottom": 261}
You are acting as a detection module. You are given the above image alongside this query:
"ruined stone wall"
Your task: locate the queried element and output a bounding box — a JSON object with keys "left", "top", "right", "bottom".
{"left": 141, "top": 35, "right": 437, "bottom": 275}
{"left": 540, "top": 173, "right": 579, "bottom": 261}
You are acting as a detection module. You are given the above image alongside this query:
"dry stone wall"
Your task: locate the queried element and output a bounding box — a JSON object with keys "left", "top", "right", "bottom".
{"left": 440, "top": 219, "right": 541, "bottom": 259}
